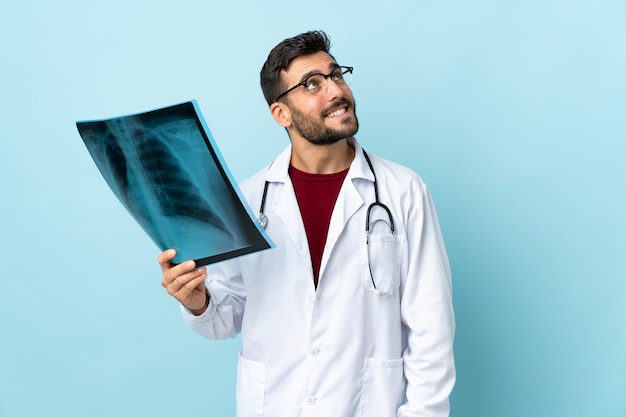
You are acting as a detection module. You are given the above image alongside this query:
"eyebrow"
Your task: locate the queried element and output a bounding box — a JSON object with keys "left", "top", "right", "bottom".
{"left": 298, "top": 63, "right": 341, "bottom": 83}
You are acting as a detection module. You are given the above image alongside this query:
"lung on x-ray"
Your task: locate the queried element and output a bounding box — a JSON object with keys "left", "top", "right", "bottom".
{"left": 77, "top": 100, "right": 274, "bottom": 266}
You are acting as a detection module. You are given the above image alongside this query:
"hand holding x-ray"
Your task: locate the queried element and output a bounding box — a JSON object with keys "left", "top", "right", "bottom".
{"left": 158, "top": 249, "right": 208, "bottom": 315}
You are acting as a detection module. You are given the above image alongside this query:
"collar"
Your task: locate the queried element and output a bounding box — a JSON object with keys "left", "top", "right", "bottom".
{"left": 263, "top": 137, "right": 375, "bottom": 185}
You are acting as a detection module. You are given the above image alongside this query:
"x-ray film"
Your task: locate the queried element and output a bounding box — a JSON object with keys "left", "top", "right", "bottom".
{"left": 77, "top": 100, "right": 274, "bottom": 266}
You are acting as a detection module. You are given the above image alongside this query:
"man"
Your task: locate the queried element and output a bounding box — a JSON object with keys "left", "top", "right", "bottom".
{"left": 160, "top": 30, "right": 455, "bottom": 417}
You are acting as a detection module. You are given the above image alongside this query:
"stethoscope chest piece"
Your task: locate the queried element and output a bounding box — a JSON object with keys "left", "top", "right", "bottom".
{"left": 259, "top": 213, "right": 268, "bottom": 229}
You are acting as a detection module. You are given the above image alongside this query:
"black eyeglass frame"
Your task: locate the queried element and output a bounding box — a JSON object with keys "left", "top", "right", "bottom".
{"left": 274, "top": 65, "right": 353, "bottom": 102}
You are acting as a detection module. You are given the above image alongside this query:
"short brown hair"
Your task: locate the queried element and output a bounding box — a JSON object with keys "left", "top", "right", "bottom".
{"left": 260, "top": 30, "right": 335, "bottom": 105}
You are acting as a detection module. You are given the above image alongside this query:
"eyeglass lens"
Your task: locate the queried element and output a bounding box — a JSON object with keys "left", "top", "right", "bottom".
{"left": 305, "top": 67, "right": 352, "bottom": 95}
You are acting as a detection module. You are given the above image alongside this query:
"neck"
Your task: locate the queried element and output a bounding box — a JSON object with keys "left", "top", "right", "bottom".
{"left": 290, "top": 138, "right": 355, "bottom": 174}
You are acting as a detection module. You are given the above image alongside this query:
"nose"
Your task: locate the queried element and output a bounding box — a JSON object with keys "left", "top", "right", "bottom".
{"left": 323, "top": 75, "right": 346, "bottom": 98}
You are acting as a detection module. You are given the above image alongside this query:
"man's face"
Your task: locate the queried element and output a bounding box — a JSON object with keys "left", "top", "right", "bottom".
{"left": 279, "top": 51, "right": 358, "bottom": 145}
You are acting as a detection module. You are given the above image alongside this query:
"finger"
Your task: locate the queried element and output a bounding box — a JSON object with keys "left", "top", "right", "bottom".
{"left": 163, "top": 262, "right": 205, "bottom": 290}
{"left": 157, "top": 249, "right": 177, "bottom": 270}
{"left": 160, "top": 255, "right": 196, "bottom": 287}
{"left": 170, "top": 260, "right": 200, "bottom": 282}
{"left": 178, "top": 273, "right": 208, "bottom": 296}
{"left": 160, "top": 257, "right": 190, "bottom": 288}
{"left": 167, "top": 270, "right": 207, "bottom": 300}
{"left": 176, "top": 276, "right": 208, "bottom": 311}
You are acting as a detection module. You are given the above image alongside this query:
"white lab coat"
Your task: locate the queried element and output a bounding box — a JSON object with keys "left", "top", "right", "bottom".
{"left": 182, "top": 138, "right": 455, "bottom": 417}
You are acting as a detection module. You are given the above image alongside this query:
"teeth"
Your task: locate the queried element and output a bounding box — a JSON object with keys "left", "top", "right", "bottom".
{"left": 326, "top": 107, "right": 347, "bottom": 118}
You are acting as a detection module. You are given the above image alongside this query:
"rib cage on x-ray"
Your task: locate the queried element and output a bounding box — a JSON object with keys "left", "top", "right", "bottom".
{"left": 77, "top": 101, "right": 274, "bottom": 266}
{"left": 102, "top": 118, "right": 231, "bottom": 239}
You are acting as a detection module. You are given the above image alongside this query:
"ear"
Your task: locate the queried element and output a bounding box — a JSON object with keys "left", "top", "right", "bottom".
{"left": 270, "top": 102, "right": 292, "bottom": 128}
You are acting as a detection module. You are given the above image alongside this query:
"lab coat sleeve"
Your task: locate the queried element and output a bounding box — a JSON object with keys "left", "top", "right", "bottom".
{"left": 180, "top": 256, "right": 247, "bottom": 340}
{"left": 398, "top": 181, "right": 456, "bottom": 417}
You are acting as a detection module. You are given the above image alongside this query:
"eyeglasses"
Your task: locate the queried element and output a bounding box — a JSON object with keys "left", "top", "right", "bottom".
{"left": 275, "top": 66, "right": 353, "bottom": 102}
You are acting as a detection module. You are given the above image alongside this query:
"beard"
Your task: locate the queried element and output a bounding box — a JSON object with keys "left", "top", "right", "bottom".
{"left": 290, "top": 99, "right": 359, "bottom": 145}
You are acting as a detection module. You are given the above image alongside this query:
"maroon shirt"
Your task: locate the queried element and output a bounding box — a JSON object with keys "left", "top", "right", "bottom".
{"left": 289, "top": 165, "right": 349, "bottom": 287}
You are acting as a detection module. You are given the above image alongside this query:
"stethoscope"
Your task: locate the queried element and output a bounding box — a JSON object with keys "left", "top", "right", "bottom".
{"left": 258, "top": 150, "right": 396, "bottom": 294}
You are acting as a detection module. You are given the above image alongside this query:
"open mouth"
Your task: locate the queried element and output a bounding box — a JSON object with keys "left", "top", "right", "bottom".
{"left": 324, "top": 105, "right": 348, "bottom": 118}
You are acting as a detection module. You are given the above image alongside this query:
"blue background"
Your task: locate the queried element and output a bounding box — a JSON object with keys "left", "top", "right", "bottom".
{"left": 1, "top": 1, "right": 624, "bottom": 416}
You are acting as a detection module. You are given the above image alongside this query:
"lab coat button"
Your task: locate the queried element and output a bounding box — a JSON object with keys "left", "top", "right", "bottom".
{"left": 309, "top": 347, "right": 320, "bottom": 356}
{"left": 305, "top": 396, "right": 317, "bottom": 406}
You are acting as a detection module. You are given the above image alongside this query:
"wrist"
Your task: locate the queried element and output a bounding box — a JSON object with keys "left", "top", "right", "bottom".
{"left": 187, "top": 289, "right": 210, "bottom": 316}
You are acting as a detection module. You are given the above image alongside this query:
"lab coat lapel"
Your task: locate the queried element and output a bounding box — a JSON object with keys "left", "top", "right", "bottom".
{"left": 319, "top": 141, "right": 373, "bottom": 277}
{"left": 323, "top": 178, "right": 363, "bottom": 256}
{"left": 272, "top": 179, "right": 312, "bottom": 271}
{"left": 264, "top": 145, "right": 313, "bottom": 275}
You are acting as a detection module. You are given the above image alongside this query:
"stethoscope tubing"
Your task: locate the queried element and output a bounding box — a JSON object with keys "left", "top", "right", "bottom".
{"left": 257, "top": 149, "right": 396, "bottom": 294}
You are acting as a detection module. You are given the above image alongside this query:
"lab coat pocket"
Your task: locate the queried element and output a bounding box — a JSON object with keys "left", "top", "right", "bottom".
{"left": 360, "top": 233, "right": 405, "bottom": 294}
{"left": 236, "top": 352, "right": 266, "bottom": 417}
{"left": 361, "top": 357, "right": 405, "bottom": 417}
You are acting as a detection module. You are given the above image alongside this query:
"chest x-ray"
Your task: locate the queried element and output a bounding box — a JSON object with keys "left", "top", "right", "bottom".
{"left": 77, "top": 100, "right": 274, "bottom": 266}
